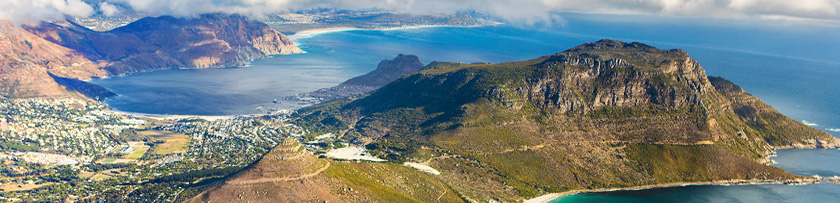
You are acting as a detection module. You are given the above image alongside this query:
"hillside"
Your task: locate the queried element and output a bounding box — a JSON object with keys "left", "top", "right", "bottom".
{"left": 292, "top": 39, "right": 838, "bottom": 201}
{"left": 0, "top": 21, "right": 108, "bottom": 99}
{"left": 190, "top": 139, "right": 463, "bottom": 203}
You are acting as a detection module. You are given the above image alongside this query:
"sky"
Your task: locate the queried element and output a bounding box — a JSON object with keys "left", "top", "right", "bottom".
{"left": 0, "top": 0, "right": 838, "bottom": 26}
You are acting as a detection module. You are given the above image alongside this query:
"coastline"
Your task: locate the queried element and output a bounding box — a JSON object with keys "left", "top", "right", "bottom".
{"left": 110, "top": 110, "right": 282, "bottom": 121}
{"left": 523, "top": 178, "right": 822, "bottom": 203}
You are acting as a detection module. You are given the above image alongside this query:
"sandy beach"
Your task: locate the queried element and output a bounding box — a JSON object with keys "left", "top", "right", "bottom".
{"left": 113, "top": 110, "right": 244, "bottom": 121}
{"left": 287, "top": 27, "right": 361, "bottom": 42}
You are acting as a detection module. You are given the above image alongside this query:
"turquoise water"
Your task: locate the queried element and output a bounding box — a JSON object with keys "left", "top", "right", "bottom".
{"left": 550, "top": 149, "right": 840, "bottom": 203}
{"left": 91, "top": 13, "right": 840, "bottom": 202}
{"left": 551, "top": 183, "right": 840, "bottom": 203}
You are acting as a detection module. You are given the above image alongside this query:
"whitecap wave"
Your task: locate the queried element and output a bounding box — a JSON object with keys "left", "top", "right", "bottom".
{"left": 802, "top": 120, "right": 818, "bottom": 126}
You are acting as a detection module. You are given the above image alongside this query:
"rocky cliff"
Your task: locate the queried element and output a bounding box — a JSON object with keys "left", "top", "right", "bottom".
{"left": 26, "top": 13, "right": 303, "bottom": 75}
{"left": 292, "top": 39, "right": 837, "bottom": 202}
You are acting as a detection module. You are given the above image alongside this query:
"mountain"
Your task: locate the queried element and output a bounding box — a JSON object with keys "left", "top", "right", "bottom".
{"left": 0, "top": 13, "right": 302, "bottom": 99}
{"left": 25, "top": 13, "right": 303, "bottom": 75}
{"left": 189, "top": 139, "right": 463, "bottom": 203}
{"left": 290, "top": 39, "right": 838, "bottom": 201}
{"left": 342, "top": 54, "right": 425, "bottom": 87}
{"left": 0, "top": 21, "right": 107, "bottom": 99}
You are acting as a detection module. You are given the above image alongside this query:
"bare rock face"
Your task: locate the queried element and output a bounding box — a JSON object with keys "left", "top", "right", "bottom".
{"left": 515, "top": 39, "right": 714, "bottom": 115}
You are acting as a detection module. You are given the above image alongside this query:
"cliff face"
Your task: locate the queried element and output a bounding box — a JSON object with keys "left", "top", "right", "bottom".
{"left": 341, "top": 54, "right": 425, "bottom": 87}
{"left": 26, "top": 13, "right": 303, "bottom": 75}
{"left": 294, "top": 39, "right": 837, "bottom": 202}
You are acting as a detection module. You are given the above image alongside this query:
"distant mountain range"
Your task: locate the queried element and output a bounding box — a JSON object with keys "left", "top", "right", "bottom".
{"left": 0, "top": 13, "right": 302, "bottom": 99}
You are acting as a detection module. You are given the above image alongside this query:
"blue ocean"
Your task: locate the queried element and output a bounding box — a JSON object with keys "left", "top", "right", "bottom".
{"left": 91, "top": 13, "right": 840, "bottom": 202}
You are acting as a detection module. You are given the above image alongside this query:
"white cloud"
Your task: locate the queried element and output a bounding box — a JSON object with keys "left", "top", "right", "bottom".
{"left": 99, "top": 2, "right": 121, "bottom": 16}
{"left": 112, "top": 0, "right": 840, "bottom": 24}
{"left": 0, "top": 0, "right": 95, "bottom": 24}
{"left": 1, "top": 0, "right": 839, "bottom": 25}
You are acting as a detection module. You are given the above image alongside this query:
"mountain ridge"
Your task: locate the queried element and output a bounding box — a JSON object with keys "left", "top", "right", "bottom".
{"left": 26, "top": 13, "right": 303, "bottom": 76}
{"left": 289, "top": 39, "right": 838, "bottom": 201}
{"left": 0, "top": 13, "right": 302, "bottom": 99}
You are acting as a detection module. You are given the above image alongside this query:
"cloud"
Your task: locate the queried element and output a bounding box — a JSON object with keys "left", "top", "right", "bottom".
{"left": 0, "top": 0, "right": 95, "bottom": 24}
{"left": 99, "top": 2, "right": 121, "bottom": 16}
{"left": 110, "top": 0, "right": 840, "bottom": 25}
{"left": 1, "top": 0, "right": 839, "bottom": 25}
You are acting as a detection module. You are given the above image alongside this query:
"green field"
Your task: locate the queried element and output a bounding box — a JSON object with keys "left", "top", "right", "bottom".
{"left": 91, "top": 174, "right": 111, "bottom": 181}
{"left": 138, "top": 130, "right": 191, "bottom": 155}
{"left": 123, "top": 143, "right": 150, "bottom": 160}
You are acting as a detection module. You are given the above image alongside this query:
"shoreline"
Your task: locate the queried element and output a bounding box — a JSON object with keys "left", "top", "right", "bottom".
{"left": 523, "top": 178, "right": 823, "bottom": 203}
{"left": 110, "top": 110, "right": 283, "bottom": 121}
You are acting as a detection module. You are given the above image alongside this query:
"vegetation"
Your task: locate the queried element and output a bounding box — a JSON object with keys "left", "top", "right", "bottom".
{"left": 47, "top": 72, "right": 116, "bottom": 101}
{"left": 0, "top": 142, "right": 38, "bottom": 151}
{"left": 292, "top": 39, "right": 836, "bottom": 201}
{"left": 139, "top": 130, "right": 191, "bottom": 155}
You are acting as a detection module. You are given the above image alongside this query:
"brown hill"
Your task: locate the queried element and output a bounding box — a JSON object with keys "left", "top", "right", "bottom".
{"left": 0, "top": 21, "right": 107, "bottom": 99}
{"left": 190, "top": 139, "right": 464, "bottom": 203}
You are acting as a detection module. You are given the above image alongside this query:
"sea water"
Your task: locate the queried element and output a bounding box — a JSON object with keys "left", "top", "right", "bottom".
{"left": 91, "top": 13, "right": 840, "bottom": 202}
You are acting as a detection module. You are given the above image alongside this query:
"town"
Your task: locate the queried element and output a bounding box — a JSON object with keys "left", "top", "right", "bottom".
{"left": 0, "top": 98, "right": 329, "bottom": 202}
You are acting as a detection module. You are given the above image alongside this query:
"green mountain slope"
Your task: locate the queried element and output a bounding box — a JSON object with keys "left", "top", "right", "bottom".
{"left": 292, "top": 39, "right": 837, "bottom": 201}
